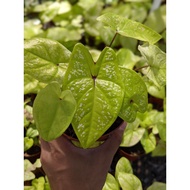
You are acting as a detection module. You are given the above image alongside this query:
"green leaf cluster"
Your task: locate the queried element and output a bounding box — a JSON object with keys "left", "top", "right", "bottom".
{"left": 103, "top": 157, "right": 143, "bottom": 190}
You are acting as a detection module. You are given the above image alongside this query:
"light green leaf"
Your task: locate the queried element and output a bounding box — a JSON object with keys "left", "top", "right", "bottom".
{"left": 24, "top": 38, "right": 71, "bottom": 84}
{"left": 117, "top": 48, "right": 140, "bottom": 70}
{"left": 138, "top": 109, "right": 158, "bottom": 128}
{"left": 155, "top": 112, "right": 166, "bottom": 141}
{"left": 124, "top": 0, "right": 151, "bottom": 2}
{"left": 120, "top": 121, "right": 145, "bottom": 147}
{"left": 152, "top": 140, "right": 166, "bottom": 157}
{"left": 24, "top": 74, "right": 46, "bottom": 95}
{"left": 144, "top": 5, "right": 166, "bottom": 33}
{"left": 117, "top": 173, "right": 143, "bottom": 190}
{"left": 43, "top": 27, "right": 83, "bottom": 43}
{"left": 32, "top": 177, "right": 45, "bottom": 190}
{"left": 141, "top": 131, "right": 156, "bottom": 153}
{"left": 119, "top": 69, "right": 148, "bottom": 122}
{"left": 24, "top": 137, "right": 34, "bottom": 152}
{"left": 24, "top": 19, "right": 43, "bottom": 39}
{"left": 97, "top": 13, "right": 162, "bottom": 44}
{"left": 63, "top": 43, "right": 124, "bottom": 148}
{"left": 33, "top": 82, "right": 77, "bottom": 141}
{"left": 24, "top": 159, "right": 36, "bottom": 181}
{"left": 24, "top": 186, "right": 35, "bottom": 190}
{"left": 144, "top": 77, "right": 166, "bottom": 99}
{"left": 26, "top": 127, "right": 39, "bottom": 138}
{"left": 116, "top": 157, "right": 133, "bottom": 180}
{"left": 147, "top": 182, "right": 166, "bottom": 190}
{"left": 138, "top": 44, "right": 166, "bottom": 88}
{"left": 33, "top": 159, "right": 42, "bottom": 168}
{"left": 102, "top": 173, "right": 120, "bottom": 190}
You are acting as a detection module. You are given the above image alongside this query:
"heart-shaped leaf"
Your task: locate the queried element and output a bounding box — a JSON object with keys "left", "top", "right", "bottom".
{"left": 33, "top": 82, "right": 76, "bottom": 141}
{"left": 97, "top": 13, "right": 162, "bottom": 44}
{"left": 115, "top": 157, "right": 133, "bottom": 180}
{"left": 138, "top": 44, "right": 166, "bottom": 88}
{"left": 120, "top": 119, "right": 145, "bottom": 147}
{"left": 24, "top": 38, "right": 71, "bottom": 84}
{"left": 63, "top": 43, "right": 124, "bottom": 148}
{"left": 141, "top": 131, "right": 156, "bottom": 153}
{"left": 119, "top": 69, "right": 148, "bottom": 122}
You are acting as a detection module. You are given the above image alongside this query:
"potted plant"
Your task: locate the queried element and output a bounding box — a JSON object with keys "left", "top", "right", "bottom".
{"left": 24, "top": 13, "right": 162, "bottom": 190}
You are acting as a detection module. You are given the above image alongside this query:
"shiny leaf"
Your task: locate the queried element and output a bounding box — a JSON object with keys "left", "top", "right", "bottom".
{"left": 63, "top": 43, "right": 124, "bottom": 148}
{"left": 24, "top": 38, "right": 71, "bottom": 84}
{"left": 33, "top": 82, "right": 77, "bottom": 141}
{"left": 97, "top": 13, "right": 162, "bottom": 44}
{"left": 119, "top": 69, "right": 148, "bottom": 122}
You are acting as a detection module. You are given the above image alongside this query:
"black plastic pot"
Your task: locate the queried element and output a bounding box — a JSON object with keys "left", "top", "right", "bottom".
{"left": 40, "top": 121, "right": 127, "bottom": 190}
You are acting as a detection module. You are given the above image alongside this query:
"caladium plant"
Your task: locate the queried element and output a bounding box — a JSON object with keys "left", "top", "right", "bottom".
{"left": 25, "top": 13, "right": 162, "bottom": 149}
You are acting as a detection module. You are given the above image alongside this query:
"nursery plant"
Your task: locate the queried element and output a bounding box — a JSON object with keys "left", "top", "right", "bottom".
{"left": 24, "top": 0, "right": 166, "bottom": 189}
{"left": 25, "top": 12, "right": 162, "bottom": 148}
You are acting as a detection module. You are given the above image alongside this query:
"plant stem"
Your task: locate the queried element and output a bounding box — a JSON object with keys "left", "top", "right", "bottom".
{"left": 109, "top": 31, "right": 118, "bottom": 47}
{"left": 134, "top": 65, "right": 150, "bottom": 71}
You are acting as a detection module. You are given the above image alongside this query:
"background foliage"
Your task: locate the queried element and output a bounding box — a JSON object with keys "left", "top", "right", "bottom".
{"left": 24, "top": 0, "right": 166, "bottom": 189}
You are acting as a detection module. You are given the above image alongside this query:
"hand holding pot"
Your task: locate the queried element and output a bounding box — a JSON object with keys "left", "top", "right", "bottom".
{"left": 40, "top": 122, "right": 126, "bottom": 190}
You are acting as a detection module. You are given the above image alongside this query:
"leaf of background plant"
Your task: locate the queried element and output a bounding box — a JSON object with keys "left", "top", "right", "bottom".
{"left": 119, "top": 36, "right": 138, "bottom": 53}
{"left": 119, "top": 69, "right": 148, "bottom": 122}
{"left": 33, "top": 159, "right": 41, "bottom": 168}
{"left": 24, "top": 38, "right": 71, "bottom": 84}
{"left": 97, "top": 13, "right": 162, "bottom": 44}
{"left": 24, "top": 19, "right": 43, "bottom": 39}
{"left": 120, "top": 123, "right": 145, "bottom": 147}
{"left": 137, "top": 109, "right": 158, "bottom": 128}
{"left": 24, "top": 137, "right": 34, "bottom": 152}
{"left": 102, "top": 173, "right": 120, "bottom": 190}
{"left": 24, "top": 186, "right": 35, "bottom": 190}
{"left": 24, "top": 159, "right": 36, "bottom": 181}
{"left": 26, "top": 127, "right": 39, "bottom": 138}
{"left": 33, "top": 82, "right": 76, "bottom": 141}
{"left": 147, "top": 182, "right": 166, "bottom": 190}
{"left": 39, "top": 1, "right": 71, "bottom": 23}
{"left": 117, "top": 48, "right": 140, "bottom": 70}
{"left": 141, "top": 131, "right": 156, "bottom": 153}
{"left": 144, "top": 77, "right": 166, "bottom": 99}
{"left": 99, "top": 26, "right": 120, "bottom": 46}
{"left": 42, "top": 27, "right": 83, "bottom": 43}
{"left": 138, "top": 44, "right": 166, "bottom": 88}
{"left": 32, "top": 177, "right": 45, "bottom": 190}
{"left": 115, "top": 157, "right": 133, "bottom": 180}
{"left": 151, "top": 140, "right": 166, "bottom": 157}
{"left": 63, "top": 43, "right": 124, "bottom": 148}
{"left": 144, "top": 5, "right": 166, "bottom": 33}
{"left": 117, "top": 173, "right": 143, "bottom": 190}
{"left": 124, "top": 0, "right": 151, "bottom": 2}
{"left": 24, "top": 74, "right": 46, "bottom": 95}
{"left": 155, "top": 112, "right": 166, "bottom": 141}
